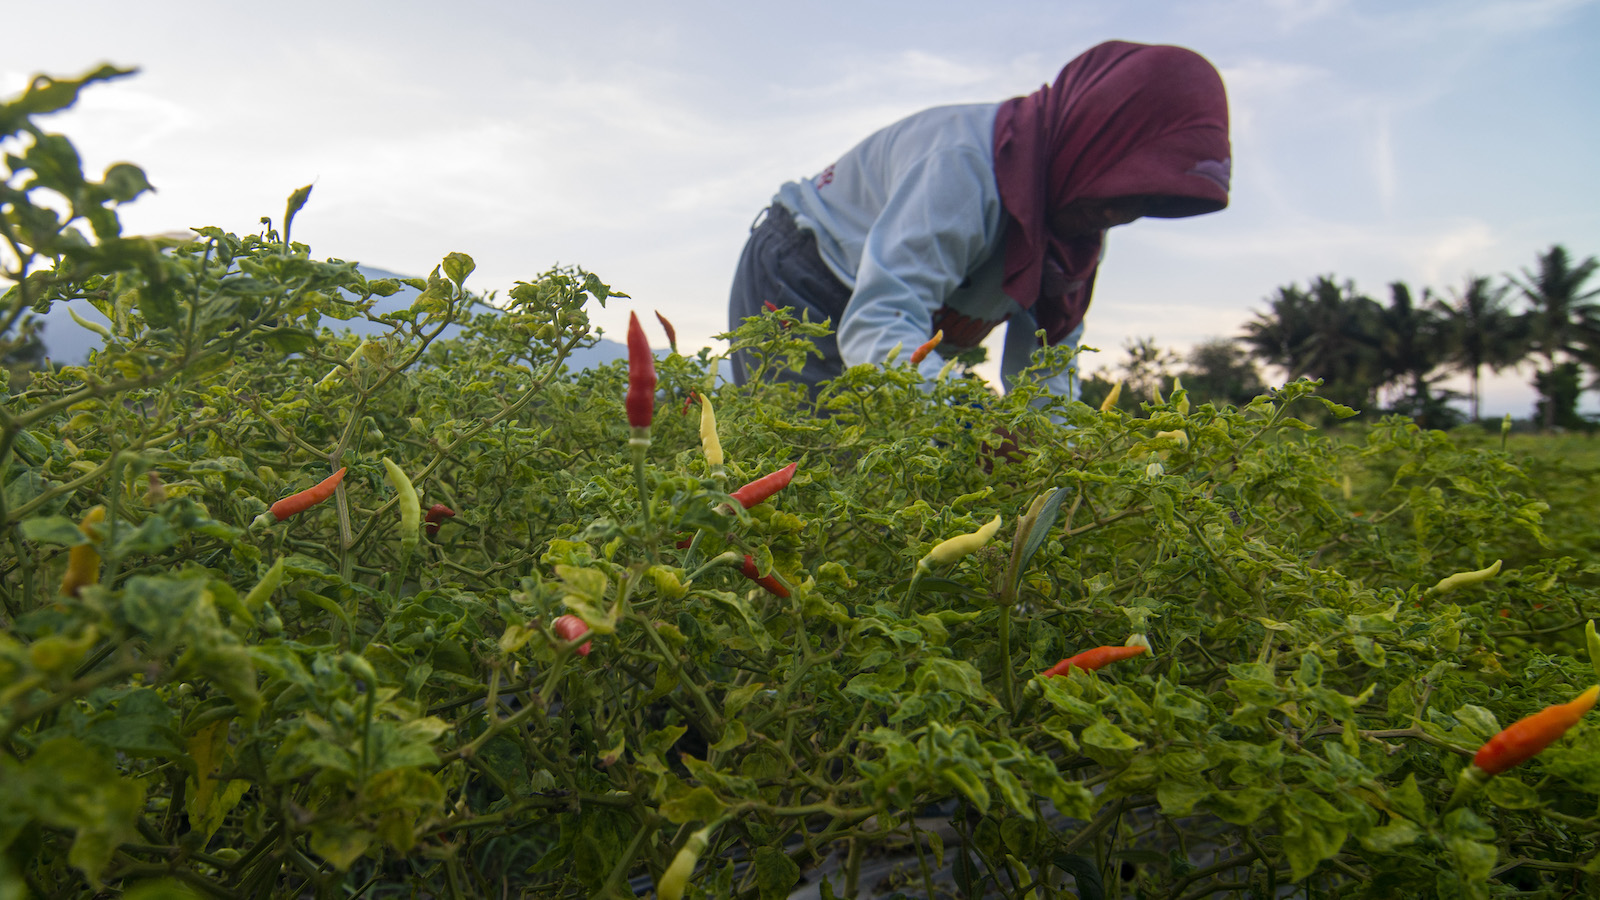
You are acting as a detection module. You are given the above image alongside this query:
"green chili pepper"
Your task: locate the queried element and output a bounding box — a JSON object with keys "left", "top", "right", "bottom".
{"left": 382, "top": 458, "right": 420, "bottom": 556}
{"left": 242, "top": 557, "right": 285, "bottom": 611}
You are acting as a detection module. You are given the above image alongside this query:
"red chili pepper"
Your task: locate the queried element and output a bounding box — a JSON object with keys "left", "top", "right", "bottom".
{"left": 680, "top": 392, "right": 696, "bottom": 416}
{"left": 1473, "top": 685, "right": 1599, "bottom": 775}
{"left": 626, "top": 311, "right": 656, "bottom": 431}
{"left": 655, "top": 310, "right": 679, "bottom": 354}
{"left": 269, "top": 467, "right": 347, "bottom": 521}
{"left": 424, "top": 503, "right": 456, "bottom": 537}
{"left": 728, "top": 462, "right": 797, "bottom": 510}
{"left": 552, "top": 614, "right": 593, "bottom": 656}
{"left": 741, "top": 555, "right": 789, "bottom": 597}
{"left": 1041, "top": 645, "right": 1148, "bottom": 678}
{"left": 762, "top": 301, "right": 792, "bottom": 328}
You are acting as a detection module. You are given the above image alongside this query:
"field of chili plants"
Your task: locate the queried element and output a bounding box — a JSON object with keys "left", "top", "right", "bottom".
{"left": 7, "top": 67, "right": 1600, "bottom": 900}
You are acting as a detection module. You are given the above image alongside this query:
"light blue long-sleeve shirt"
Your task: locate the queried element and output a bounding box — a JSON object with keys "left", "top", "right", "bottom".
{"left": 774, "top": 102, "right": 1083, "bottom": 398}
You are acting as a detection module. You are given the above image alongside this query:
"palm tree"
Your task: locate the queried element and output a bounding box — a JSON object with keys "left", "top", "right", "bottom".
{"left": 1513, "top": 245, "right": 1600, "bottom": 429}
{"left": 1375, "top": 282, "right": 1456, "bottom": 426}
{"left": 1433, "top": 275, "right": 1524, "bottom": 422}
{"left": 1241, "top": 276, "right": 1385, "bottom": 411}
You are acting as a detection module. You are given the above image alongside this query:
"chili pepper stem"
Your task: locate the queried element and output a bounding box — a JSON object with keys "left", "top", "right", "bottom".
{"left": 1443, "top": 765, "right": 1489, "bottom": 813}
{"left": 999, "top": 604, "right": 1017, "bottom": 712}
{"left": 630, "top": 440, "right": 653, "bottom": 536}
{"left": 900, "top": 570, "right": 924, "bottom": 618}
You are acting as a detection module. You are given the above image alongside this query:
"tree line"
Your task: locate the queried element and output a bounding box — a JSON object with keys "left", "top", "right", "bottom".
{"left": 1082, "top": 244, "right": 1600, "bottom": 430}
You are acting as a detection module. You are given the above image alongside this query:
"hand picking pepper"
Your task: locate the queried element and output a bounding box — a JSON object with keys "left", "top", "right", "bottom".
{"left": 425, "top": 503, "right": 456, "bottom": 538}
{"left": 552, "top": 614, "right": 593, "bottom": 656}
{"left": 59, "top": 506, "right": 107, "bottom": 597}
{"left": 254, "top": 467, "right": 347, "bottom": 527}
{"left": 740, "top": 555, "right": 790, "bottom": 597}
{"left": 1041, "top": 644, "right": 1148, "bottom": 678}
{"left": 728, "top": 462, "right": 796, "bottom": 510}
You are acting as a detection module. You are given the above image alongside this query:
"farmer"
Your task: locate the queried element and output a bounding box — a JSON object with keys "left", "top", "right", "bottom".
{"left": 728, "top": 40, "right": 1231, "bottom": 399}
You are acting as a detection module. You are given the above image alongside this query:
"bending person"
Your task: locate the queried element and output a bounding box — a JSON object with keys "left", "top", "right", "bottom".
{"left": 728, "top": 40, "right": 1232, "bottom": 401}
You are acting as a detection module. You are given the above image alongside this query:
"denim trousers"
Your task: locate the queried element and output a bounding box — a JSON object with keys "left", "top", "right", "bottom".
{"left": 727, "top": 205, "right": 852, "bottom": 388}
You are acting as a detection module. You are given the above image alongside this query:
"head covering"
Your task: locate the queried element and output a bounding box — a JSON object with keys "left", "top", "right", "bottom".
{"left": 992, "top": 41, "right": 1231, "bottom": 344}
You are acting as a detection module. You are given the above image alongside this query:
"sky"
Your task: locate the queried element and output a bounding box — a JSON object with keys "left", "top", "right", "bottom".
{"left": 7, "top": 0, "right": 1599, "bottom": 417}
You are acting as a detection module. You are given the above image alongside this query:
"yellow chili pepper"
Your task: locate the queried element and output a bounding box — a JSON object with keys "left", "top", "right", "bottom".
{"left": 698, "top": 394, "right": 724, "bottom": 469}
{"left": 60, "top": 506, "right": 107, "bottom": 597}
{"left": 1429, "top": 559, "right": 1502, "bottom": 595}
{"left": 918, "top": 515, "right": 1002, "bottom": 570}
{"left": 657, "top": 824, "right": 715, "bottom": 900}
{"left": 1154, "top": 429, "right": 1189, "bottom": 450}
{"left": 1099, "top": 381, "right": 1123, "bottom": 413}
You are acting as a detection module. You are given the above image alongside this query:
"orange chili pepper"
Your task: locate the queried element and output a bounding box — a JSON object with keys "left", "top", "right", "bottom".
{"left": 909, "top": 330, "right": 944, "bottom": 365}
{"left": 1041, "top": 645, "right": 1148, "bottom": 678}
{"left": 269, "top": 467, "right": 346, "bottom": 521}
{"left": 1473, "top": 685, "right": 1599, "bottom": 776}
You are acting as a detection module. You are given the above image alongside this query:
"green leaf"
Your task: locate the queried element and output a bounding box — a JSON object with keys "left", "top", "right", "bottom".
{"left": 109, "top": 514, "right": 179, "bottom": 557}
{"left": 1080, "top": 718, "right": 1142, "bottom": 766}
{"left": 1484, "top": 776, "right": 1542, "bottom": 810}
{"left": 754, "top": 846, "right": 801, "bottom": 900}
{"left": 100, "top": 163, "right": 152, "bottom": 203}
{"left": 1277, "top": 800, "right": 1348, "bottom": 881}
{"left": 309, "top": 821, "right": 372, "bottom": 871}
{"left": 1446, "top": 836, "right": 1496, "bottom": 886}
{"left": 10, "top": 738, "right": 143, "bottom": 888}
{"left": 1015, "top": 486, "right": 1072, "bottom": 576}
{"left": 1357, "top": 819, "right": 1420, "bottom": 852}
{"left": 1205, "top": 787, "right": 1276, "bottom": 825}
{"left": 441, "top": 252, "right": 476, "bottom": 286}
{"left": 1051, "top": 854, "right": 1105, "bottom": 900}
{"left": 19, "top": 515, "right": 87, "bottom": 546}
{"left": 1156, "top": 781, "right": 1208, "bottom": 817}
{"left": 661, "top": 786, "right": 725, "bottom": 824}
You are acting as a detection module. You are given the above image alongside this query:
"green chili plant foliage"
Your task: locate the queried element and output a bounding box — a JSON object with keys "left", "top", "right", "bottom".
{"left": 5, "top": 67, "right": 1600, "bottom": 900}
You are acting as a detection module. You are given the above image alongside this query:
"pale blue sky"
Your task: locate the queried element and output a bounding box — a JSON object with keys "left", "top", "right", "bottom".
{"left": 8, "top": 0, "right": 1598, "bottom": 415}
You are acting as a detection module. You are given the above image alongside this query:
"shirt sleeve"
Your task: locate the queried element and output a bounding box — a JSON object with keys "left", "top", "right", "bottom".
{"left": 835, "top": 148, "right": 1000, "bottom": 383}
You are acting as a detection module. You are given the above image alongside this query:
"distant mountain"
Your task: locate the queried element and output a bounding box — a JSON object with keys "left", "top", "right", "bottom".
{"left": 33, "top": 265, "right": 629, "bottom": 371}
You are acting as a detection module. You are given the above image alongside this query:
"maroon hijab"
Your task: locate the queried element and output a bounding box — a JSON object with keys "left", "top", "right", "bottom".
{"left": 992, "top": 41, "right": 1231, "bottom": 344}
